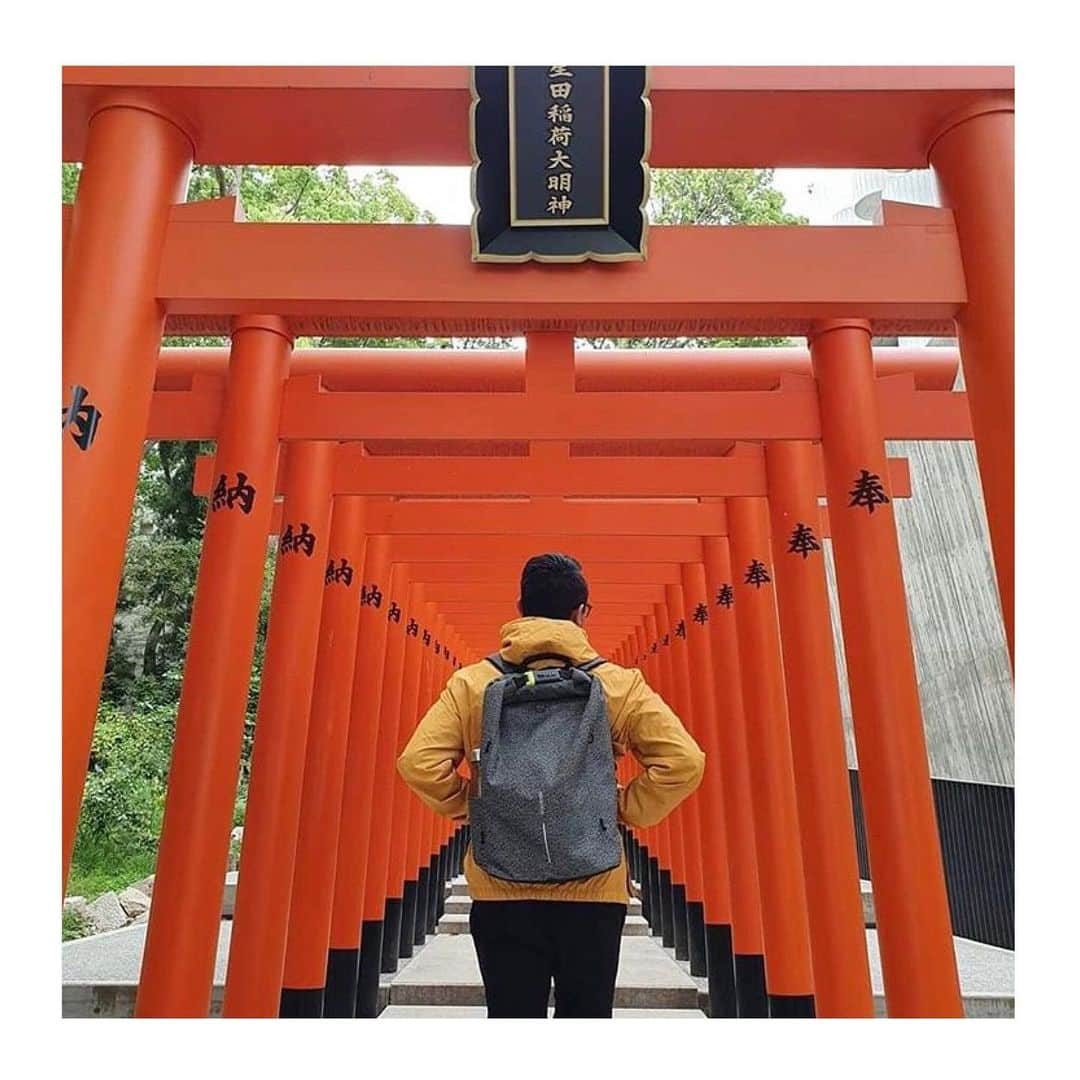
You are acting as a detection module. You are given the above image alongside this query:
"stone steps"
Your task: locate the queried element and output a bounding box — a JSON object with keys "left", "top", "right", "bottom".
{"left": 443, "top": 892, "right": 643, "bottom": 917}
{"left": 437, "top": 911, "right": 651, "bottom": 936}
{"left": 438, "top": 883, "right": 646, "bottom": 937}
{"left": 381, "top": 1004, "right": 707, "bottom": 1019}
{"left": 386, "top": 932, "right": 701, "bottom": 1010}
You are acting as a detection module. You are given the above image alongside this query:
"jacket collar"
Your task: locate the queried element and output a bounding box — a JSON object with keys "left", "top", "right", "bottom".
{"left": 497, "top": 617, "right": 599, "bottom": 667}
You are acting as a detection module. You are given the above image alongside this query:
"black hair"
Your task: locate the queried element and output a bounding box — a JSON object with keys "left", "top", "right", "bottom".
{"left": 519, "top": 553, "right": 589, "bottom": 621}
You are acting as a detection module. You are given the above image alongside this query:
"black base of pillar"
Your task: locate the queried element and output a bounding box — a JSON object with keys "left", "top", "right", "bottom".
{"left": 356, "top": 919, "right": 385, "bottom": 1018}
{"left": 279, "top": 986, "right": 323, "bottom": 1018}
{"left": 648, "top": 857, "right": 662, "bottom": 935}
{"left": 704, "top": 923, "right": 738, "bottom": 1018}
{"left": 687, "top": 900, "right": 707, "bottom": 976}
{"left": 414, "top": 868, "right": 430, "bottom": 946}
{"left": 639, "top": 846, "right": 651, "bottom": 924}
{"left": 427, "top": 853, "right": 441, "bottom": 932}
{"left": 659, "top": 869, "right": 674, "bottom": 947}
{"left": 436, "top": 845, "right": 449, "bottom": 920}
{"left": 768, "top": 993, "right": 816, "bottom": 1018}
{"left": 399, "top": 881, "right": 418, "bottom": 959}
{"left": 381, "top": 897, "right": 403, "bottom": 973}
{"left": 735, "top": 953, "right": 769, "bottom": 1018}
{"left": 672, "top": 883, "right": 689, "bottom": 961}
{"left": 323, "top": 947, "right": 360, "bottom": 1018}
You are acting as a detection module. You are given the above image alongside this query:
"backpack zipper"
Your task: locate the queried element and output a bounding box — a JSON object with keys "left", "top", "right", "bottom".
{"left": 538, "top": 790, "right": 553, "bottom": 864}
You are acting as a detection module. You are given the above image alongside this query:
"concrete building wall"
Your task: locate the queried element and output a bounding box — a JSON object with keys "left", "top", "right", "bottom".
{"left": 822, "top": 439, "right": 1014, "bottom": 785}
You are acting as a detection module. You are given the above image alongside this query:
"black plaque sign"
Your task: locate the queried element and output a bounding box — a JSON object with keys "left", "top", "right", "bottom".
{"left": 471, "top": 65, "right": 650, "bottom": 262}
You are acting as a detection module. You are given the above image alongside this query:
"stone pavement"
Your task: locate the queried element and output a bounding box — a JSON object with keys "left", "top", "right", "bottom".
{"left": 61, "top": 875, "right": 1014, "bottom": 1018}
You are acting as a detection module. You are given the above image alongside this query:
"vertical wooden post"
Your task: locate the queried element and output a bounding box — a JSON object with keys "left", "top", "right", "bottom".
{"left": 702, "top": 534, "right": 768, "bottom": 1016}
{"left": 136, "top": 315, "right": 292, "bottom": 1017}
{"left": 376, "top": 572, "right": 416, "bottom": 974}
{"left": 664, "top": 583, "right": 708, "bottom": 977}
{"left": 643, "top": 612, "right": 672, "bottom": 946}
{"left": 810, "top": 318, "right": 962, "bottom": 1017}
{"left": 279, "top": 496, "right": 368, "bottom": 1016}
{"left": 62, "top": 100, "right": 192, "bottom": 891}
{"left": 223, "top": 440, "right": 337, "bottom": 1017}
{"left": 390, "top": 583, "right": 427, "bottom": 962}
{"left": 728, "top": 496, "right": 816, "bottom": 1018}
{"left": 408, "top": 603, "right": 439, "bottom": 948}
{"left": 655, "top": 601, "right": 689, "bottom": 961}
{"left": 765, "top": 440, "right": 874, "bottom": 1017}
{"left": 680, "top": 561, "right": 738, "bottom": 1017}
{"left": 929, "top": 100, "right": 1015, "bottom": 662}
{"left": 324, "top": 535, "right": 392, "bottom": 1018}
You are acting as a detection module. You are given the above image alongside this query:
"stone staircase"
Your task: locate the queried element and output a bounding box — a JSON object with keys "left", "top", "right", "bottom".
{"left": 433, "top": 876, "right": 651, "bottom": 937}
{"left": 379, "top": 875, "right": 705, "bottom": 1017}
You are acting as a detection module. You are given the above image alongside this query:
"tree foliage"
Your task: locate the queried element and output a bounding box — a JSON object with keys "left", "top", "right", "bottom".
{"left": 186, "top": 164, "right": 436, "bottom": 224}
{"left": 649, "top": 168, "right": 806, "bottom": 227}
{"left": 583, "top": 168, "right": 806, "bottom": 350}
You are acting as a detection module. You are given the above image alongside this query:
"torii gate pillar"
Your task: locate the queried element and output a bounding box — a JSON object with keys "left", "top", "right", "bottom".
{"left": 62, "top": 100, "right": 192, "bottom": 892}
{"left": 810, "top": 318, "right": 963, "bottom": 1017}
{"left": 929, "top": 98, "right": 1015, "bottom": 663}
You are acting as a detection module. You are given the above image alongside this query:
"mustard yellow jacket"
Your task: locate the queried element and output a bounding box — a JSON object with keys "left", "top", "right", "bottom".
{"left": 396, "top": 617, "right": 705, "bottom": 903}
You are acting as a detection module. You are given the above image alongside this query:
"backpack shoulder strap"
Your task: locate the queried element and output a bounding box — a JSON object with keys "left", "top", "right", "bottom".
{"left": 486, "top": 653, "right": 521, "bottom": 675}
{"left": 577, "top": 657, "right": 607, "bottom": 673}
{"left": 520, "top": 651, "right": 575, "bottom": 668}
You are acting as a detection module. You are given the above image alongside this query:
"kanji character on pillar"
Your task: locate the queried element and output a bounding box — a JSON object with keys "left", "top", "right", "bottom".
{"left": 848, "top": 469, "right": 891, "bottom": 514}
{"left": 744, "top": 559, "right": 771, "bottom": 588}
{"left": 61, "top": 384, "right": 103, "bottom": 451}
{"left": 787, "top": 522, "right": 822, "bottom": 559}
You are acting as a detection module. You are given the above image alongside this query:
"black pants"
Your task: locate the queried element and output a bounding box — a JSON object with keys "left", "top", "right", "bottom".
{"left": 469, "top": 900, "right": 626, "bottom": 1018}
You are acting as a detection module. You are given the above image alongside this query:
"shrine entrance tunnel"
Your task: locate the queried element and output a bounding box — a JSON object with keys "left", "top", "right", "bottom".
{"left": 61, "top": 66, "right": 1013, "bottom": 1019}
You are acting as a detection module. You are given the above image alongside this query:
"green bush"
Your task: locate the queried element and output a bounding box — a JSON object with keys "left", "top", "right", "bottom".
{"left": 74, "top": 702, "right": 175, "bottom": 856}
{"left": 62, "top": 907, "right": 90, "bottom": 942}
{"left": 69, "top": 700, "right": 252, "bottom": 904}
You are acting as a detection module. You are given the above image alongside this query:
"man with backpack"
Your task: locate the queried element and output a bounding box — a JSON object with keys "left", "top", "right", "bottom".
{"left": 397, "top": 553, "right": 705, "bottom": 1018}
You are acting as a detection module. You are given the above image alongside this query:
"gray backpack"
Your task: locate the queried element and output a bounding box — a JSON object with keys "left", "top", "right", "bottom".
{"left": 469, "top": 652, "right": 622, "bottom": 884}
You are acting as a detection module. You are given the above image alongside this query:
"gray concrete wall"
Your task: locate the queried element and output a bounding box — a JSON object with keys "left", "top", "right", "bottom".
{"left": 823, "top": 438, "right": 1014, "bottom": 785}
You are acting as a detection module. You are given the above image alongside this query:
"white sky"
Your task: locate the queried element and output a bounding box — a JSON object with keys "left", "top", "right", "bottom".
{"left": 349, "top": 165, "right": 866, "bottom": 226}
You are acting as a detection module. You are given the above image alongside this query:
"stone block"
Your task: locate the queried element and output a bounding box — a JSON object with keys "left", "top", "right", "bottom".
{"left": 222, "top": 871, "right": 238, "bottom": 917}
{"left": 861, "top": 880, "right": 875, "bottom": 926}
{"left": 131, "top": 874, "right": 155, "bottom": 897}
{"left": 86, "top": 892, "right": 128, "bottom": 934}
{"left": 118, "top": 887, "right": 151, "bottom": 919}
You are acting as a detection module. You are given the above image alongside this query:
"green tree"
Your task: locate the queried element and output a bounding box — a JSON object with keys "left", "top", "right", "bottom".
{"left": 583, "top": 167, "right": 807, "bottom": 349}
{"left": 62, "top": 162, "right": 81, "bottom": 203}
{"left": 649, "top": 167, "right": 806, "bottom": 227}
{"left": 186, "top": 164, "right": 436, "bottom": 224}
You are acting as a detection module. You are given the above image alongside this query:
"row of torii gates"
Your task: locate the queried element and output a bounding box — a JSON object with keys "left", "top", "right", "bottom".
{"left": 61, "top": 67, "right": 1014, "bottom": 1019}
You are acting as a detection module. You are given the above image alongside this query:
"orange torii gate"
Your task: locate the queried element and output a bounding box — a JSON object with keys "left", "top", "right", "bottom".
{"left": 151, "top": 325, "right": 961, "bottom": 1019}
{"left": 62, "top": 66, "right": 1012, "bottom": 1022}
